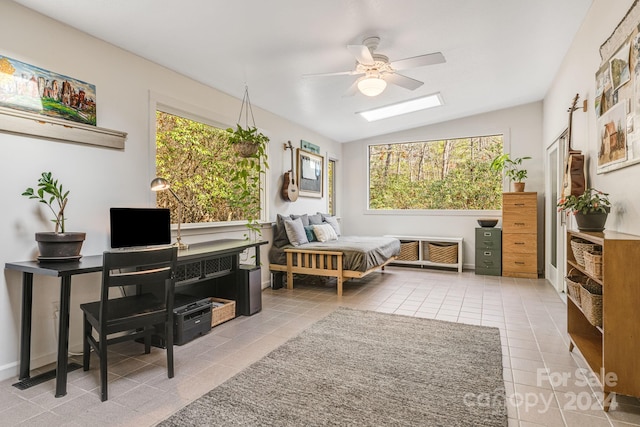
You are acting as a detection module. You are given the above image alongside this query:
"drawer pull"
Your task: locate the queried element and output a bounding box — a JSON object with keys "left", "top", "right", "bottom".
{"left": 483, "top": 232, "right": 492, "bottom": 236}
{"left": 514, "top": 222, "right": 525, "bottom": 226}
{"left": 515, "top": 261, "right": 525, "bottom": 265}
{"left": 514, "top": 242, "right": 525, "bottom": 245}
{"left": 484, "top": 252, "right": 492, "bottom": 256}
{"left": 514, "top": 203, "right": 525, "bottom": 206}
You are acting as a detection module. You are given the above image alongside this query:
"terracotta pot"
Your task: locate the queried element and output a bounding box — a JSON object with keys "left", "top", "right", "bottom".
{"left": 513, "top": 182, "right": 525, "bottom": 192}
{"left": 36, "top": 232, "right": 86, "bottom": 261}
{"left": 574, "top": 209, "right": 609, "bottom": 232}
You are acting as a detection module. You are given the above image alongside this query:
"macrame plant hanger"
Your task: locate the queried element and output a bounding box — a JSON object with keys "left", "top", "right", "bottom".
{"left": 238, "top": 85, "right": 256, "bottom": 130}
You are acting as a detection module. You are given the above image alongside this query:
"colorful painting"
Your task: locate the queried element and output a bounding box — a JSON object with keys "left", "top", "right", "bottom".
{"left": 610, "top": 42, "right": 631, "bottom": 92}
{"left": 0, "top": 55, "right": 96, "bottom": 125}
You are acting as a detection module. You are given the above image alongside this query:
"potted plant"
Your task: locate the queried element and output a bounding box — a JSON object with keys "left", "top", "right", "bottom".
{"left": 557, "top": 188, "right": 611, "bottom": 231}
{"left": 490, "top": 153, "right": 531, "bottom": 192}
{"left": 22, "top": 172, "right": 86, "bottom": 260}
{"left": 226, "top": 124, "right": 270, "bottom": 158}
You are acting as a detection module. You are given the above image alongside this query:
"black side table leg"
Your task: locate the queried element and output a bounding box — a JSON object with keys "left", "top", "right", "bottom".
{"left": 19, "top": 273, "right": 33, "bottom": 381}
{"left": 55, "top": 275, "right": 72, "bottom": 398}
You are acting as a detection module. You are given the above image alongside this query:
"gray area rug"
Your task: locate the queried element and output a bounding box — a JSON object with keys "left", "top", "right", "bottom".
{"left": 159, "top": 307, "right": 506, "bottom": 426}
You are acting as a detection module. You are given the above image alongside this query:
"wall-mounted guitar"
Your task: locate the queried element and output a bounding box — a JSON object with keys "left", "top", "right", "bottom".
{"left": 562, "top": 93, "right": 587, "bottom": 198}
{"left": 281, "top": 140, "right": 299, "bottom": 201}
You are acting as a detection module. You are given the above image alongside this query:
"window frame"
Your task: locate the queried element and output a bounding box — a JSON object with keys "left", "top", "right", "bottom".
{"left": 149, "top": 92, "right": 269, "bottom": 231}
{"left": 364, "top": 130, "right": 509, "bottom": 216}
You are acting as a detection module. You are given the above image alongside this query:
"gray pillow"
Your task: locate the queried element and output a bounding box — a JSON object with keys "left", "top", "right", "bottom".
{"left": 321, "top": 214, "right": 341, "bottom": 236}
{"left": 284, "top": 217, "right": 309, "bottom": 247}
{"left": 273, "top": 214, "right": 291, "bottom": 247}
{"left": 308, "top": 213, "right": 323, "bottom": 225}
{"left": 290, "top": 213, "right": 310, "bottom": 226}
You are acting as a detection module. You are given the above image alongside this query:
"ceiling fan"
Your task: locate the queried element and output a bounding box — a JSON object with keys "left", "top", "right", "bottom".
{"left": 305, "top": 36, "right": 446, "bottom": 97}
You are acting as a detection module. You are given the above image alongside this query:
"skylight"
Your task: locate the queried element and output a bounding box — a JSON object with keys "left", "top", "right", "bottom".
{"left": 358, "top": 93, "right": 444, "bottom": 122}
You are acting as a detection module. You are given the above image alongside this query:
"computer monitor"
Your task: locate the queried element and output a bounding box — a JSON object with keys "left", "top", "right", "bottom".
{"left": 109, "top": 208, "right": 171, "bottom": 249}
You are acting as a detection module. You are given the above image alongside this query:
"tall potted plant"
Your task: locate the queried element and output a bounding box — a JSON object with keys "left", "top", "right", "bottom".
{"left": 490, "top": 153, "right": 531, "bottom": 192}
{"left": 22, "top": 172, "right": 86, "bottom": 260}
{"left": 557, "top": 188, "right": 611, "bottom": 232}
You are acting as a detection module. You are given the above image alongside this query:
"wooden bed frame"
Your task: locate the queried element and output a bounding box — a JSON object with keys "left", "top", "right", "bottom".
{"left": 269, "top": 248, "right": 397, "bottom": 296}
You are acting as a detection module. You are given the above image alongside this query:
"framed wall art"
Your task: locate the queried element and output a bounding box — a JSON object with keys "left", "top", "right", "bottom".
{"left": 297, "top": 148, "right": 323, "bottom": 198}
{"left": 595, "top": 0, "right": 640, "bottom": 173}
{"left": 301, "top": 139, "right": 320, "bottom": 154}
{"left": 0, "top": 54, "right": 97, "bottom": 125}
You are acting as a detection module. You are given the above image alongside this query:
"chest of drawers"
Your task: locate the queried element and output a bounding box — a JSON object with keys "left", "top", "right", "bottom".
{"left": 502, "top": 192, "right": 538, "bottom": 278}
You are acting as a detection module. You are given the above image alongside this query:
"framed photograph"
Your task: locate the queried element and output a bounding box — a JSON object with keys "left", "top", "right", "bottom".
{"left": 297, "top": 148, "right": 323, "bottom": 198}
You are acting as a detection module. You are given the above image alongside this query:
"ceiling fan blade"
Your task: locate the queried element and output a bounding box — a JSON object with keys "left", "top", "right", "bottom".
{"left": 346, "top": 44, "right": 375, "bottom": 66}
{"left": 342, "top": 79, "right": 360, "bottom": 97}
{"left": 302, "top": 70, "right": 362, "bottom": 78}
{"left": 384, "top": 73, "right": 424, "bottom": 91}
{"left": 391, "top": 52, "right": 446, "bottom": 70}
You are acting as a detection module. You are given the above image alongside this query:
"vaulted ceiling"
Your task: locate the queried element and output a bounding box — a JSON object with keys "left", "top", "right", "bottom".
{"left": 12, "top": 0, "right": 593, "bottom": 142}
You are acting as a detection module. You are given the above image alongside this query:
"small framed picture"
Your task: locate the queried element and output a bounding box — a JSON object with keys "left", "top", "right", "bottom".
{"left": 297, "top": 149, "right": 323, "bottom": 198}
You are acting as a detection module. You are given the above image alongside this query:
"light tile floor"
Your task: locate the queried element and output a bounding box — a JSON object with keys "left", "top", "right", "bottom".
{"left": 1, "top": 267, "right": 639, "bottom": 426}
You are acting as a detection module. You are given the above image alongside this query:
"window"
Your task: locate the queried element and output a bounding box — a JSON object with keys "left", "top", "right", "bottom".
{"left": 328, "top": 158, "right": 336, "bottom": 215}
{"left": 155, "top": 110, "right": 262, "bottom": 224}
{"left": 368, "top": 135, "right": 503, "bottom": 210}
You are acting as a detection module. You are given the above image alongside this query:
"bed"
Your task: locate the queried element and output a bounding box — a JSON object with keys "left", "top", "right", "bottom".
{"left": 269, "top": 214, "right": 400, "bottom": 296}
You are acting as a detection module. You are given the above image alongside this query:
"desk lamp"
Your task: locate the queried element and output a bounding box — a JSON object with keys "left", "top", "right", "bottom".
{"left": 150, "top": 177, "right": 188, "bottom": 250}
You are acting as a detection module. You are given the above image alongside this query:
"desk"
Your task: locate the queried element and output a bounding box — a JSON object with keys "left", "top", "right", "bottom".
{"left": 5, "top": 239, "right": 267, "bottom": 397}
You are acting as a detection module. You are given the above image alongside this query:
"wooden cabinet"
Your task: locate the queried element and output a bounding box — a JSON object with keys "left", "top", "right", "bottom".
{"left": 475, "top": 227, "right": 501, "bottom": 275}
{"left": 566, "top": 230, "right": 640, "bottom": 410}
{"left": 502, "top": 192, "right": 537, "bottom": 278}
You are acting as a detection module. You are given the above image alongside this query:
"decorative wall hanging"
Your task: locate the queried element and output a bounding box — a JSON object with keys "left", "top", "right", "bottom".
{"left": 297, "top": 148, "right": 323, "bottom": 198}
{"left": 595, "top": 0, "right": 640, "bottom": 173}
{"left": 300, "top": 139, "right": 320, "bottom": 154}
{"left": 0, "top": 55, "right": 96, "bottom": 125}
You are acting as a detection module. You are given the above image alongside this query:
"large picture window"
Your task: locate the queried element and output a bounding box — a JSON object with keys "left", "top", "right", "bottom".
{"left": 368, "top": 135, "right": 503, "bottom": 210}
{"left": 155, "top": 110, "right": 263, "bottom": 224}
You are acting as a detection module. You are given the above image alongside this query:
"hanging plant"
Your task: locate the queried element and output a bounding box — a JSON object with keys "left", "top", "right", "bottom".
{"left": 226, "top": 86, "right": 270, "bottom": 158}
{"left": 226, "top": 86, "right": 269, "bottom": 239}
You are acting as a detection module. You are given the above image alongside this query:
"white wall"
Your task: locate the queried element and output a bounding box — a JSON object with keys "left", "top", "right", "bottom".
{"left": 341, "top": 102, "right": 544, "bottom": 269}
{"left": 0, "top": 3, "right": 341, "bottom": 381}
{"left": 544, "top": 0, "right": 640, "bottom": 236}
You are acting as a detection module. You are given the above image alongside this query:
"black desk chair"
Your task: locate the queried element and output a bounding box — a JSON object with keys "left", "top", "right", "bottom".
{"left": 80, "top": 246, "right": 178, "bottom": 401}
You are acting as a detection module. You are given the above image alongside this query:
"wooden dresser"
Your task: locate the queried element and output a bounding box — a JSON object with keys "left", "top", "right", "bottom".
{"left": 502, "top": 192, "right": 537, "bottom": 278}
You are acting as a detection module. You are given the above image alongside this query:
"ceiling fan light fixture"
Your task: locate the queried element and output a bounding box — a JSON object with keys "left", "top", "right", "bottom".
{"left": 357, "top": 76, "right": 387, "bottom": 96}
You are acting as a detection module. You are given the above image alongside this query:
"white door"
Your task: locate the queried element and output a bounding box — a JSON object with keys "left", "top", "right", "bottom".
{"left": 545, "top": 132, "right": 567, "bottom": 293}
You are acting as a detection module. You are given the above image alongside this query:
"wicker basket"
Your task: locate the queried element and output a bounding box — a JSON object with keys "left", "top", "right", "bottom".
{"left": 584, "top": 250, "right": 603, "bottom": 279}
{"left": 570, "top": 238, "right": 600, "bottom": 267}
{"left": 580, "top": 280, "right": 603, "bottom": 327}
{"left": 398, "top": 241, "right": 419, "bottom": 261}
{"left": 565, "top": 268, "right": 588, "bottom": 305}
{"left": 428, "top": 242, "right": 458, "bottom": 264}
{"left": 209, "top": 297, "right": 236, "bottom": 327}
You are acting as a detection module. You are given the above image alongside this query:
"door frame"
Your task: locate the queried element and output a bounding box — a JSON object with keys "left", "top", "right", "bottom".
{"left": 545, "top": 131, "right": 567, "bottom": 293}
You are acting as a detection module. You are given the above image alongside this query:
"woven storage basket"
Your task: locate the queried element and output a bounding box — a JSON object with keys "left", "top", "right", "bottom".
{"left": 580, "top": 280, "right": 603, "bottom": 327}
{"left": 565, "top": 268, "right": 588, "bottom": 305}
{"left": 570, "top": 238, "right": 600, "bottom": 267}
{"left": 428, "top": 242, "right": 458, "bottom": 264}
{"left": 209, "top": 297, "right": 236, "bottom": 327}
{"left": 398, "top": 241, "right": 419, "bottom": 261}
{"left": 584, "top": 250, "right": 603, "bottom": 279}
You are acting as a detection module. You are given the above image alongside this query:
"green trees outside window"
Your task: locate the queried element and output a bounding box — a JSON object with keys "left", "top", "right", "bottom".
{"left": 155, "top": 111, "right": 262, "bottom": 225}
{"left": 368, "top": 135, "right": 503, "bottom": 210}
